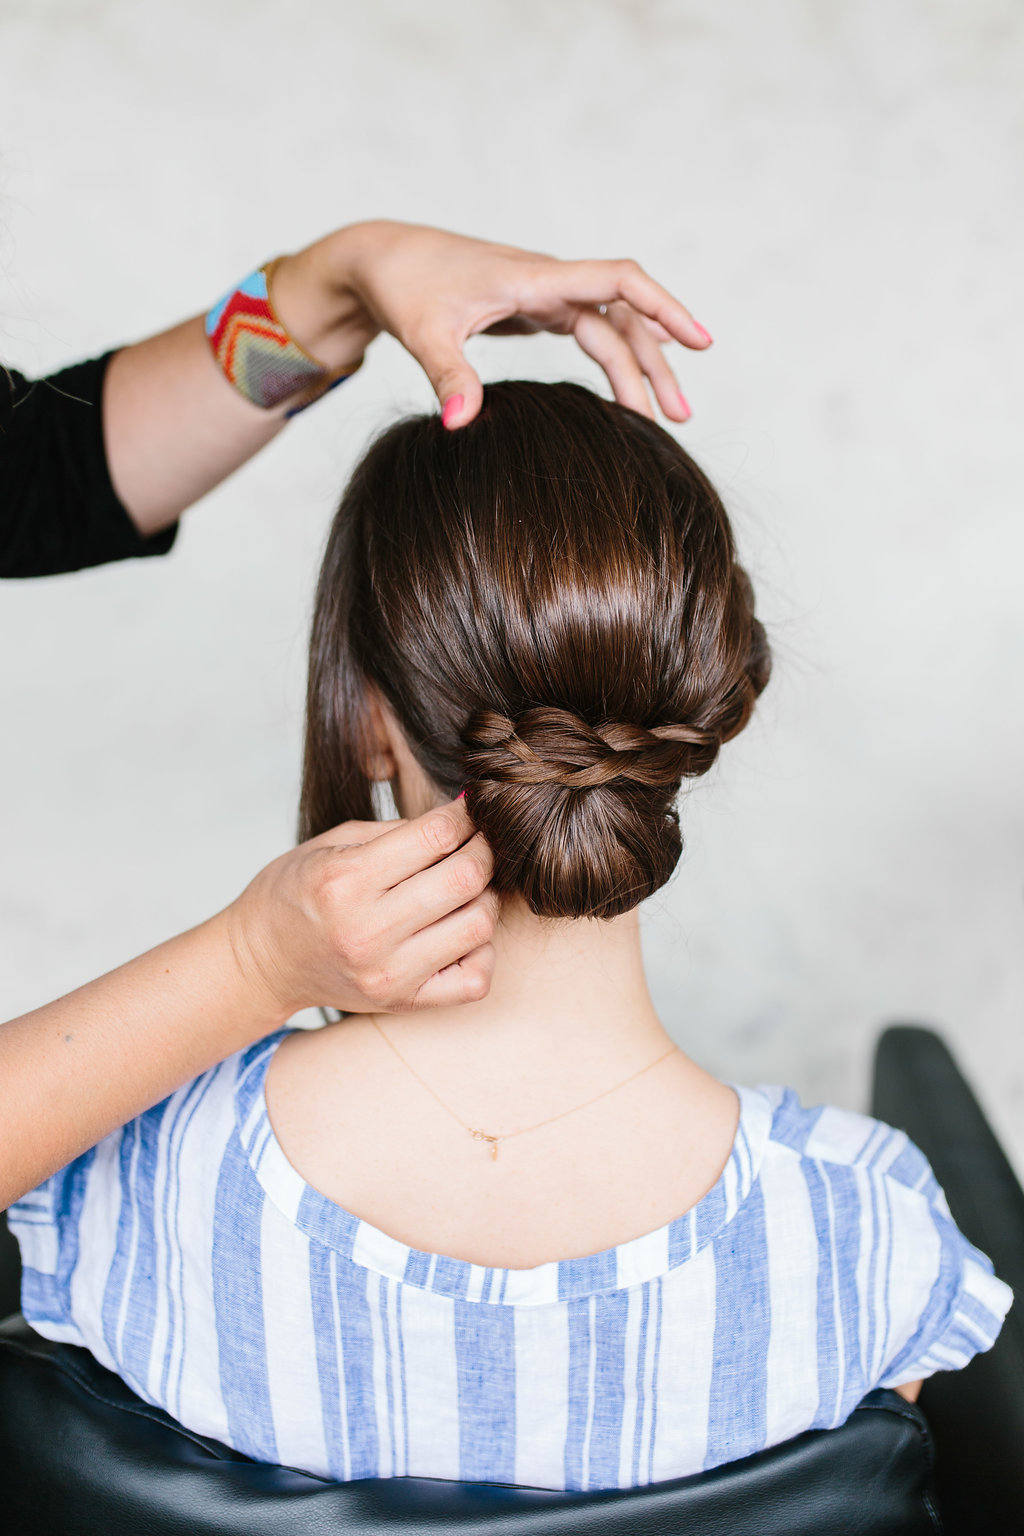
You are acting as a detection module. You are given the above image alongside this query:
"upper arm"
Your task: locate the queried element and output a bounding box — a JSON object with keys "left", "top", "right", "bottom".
{"left": 893, "top": 1379, "right": 923, "bottom": 1403}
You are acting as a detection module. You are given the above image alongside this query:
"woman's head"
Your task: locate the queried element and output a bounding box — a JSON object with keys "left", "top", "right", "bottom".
{"left": 301, "top": 381, "right": 770, "bottom": 920}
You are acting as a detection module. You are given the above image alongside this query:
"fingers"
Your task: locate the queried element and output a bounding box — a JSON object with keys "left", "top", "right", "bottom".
{"left": 641, "top": 317, "right": 675, "bottom": 346}
{"left": 614, "top": 261, "right": 712, "bottom": 349}
{"left": 607, "top": 303, "right": 691, "bottom": 423}
{"left": 303, "top": 818, "right": 403, "bottom": 853}
{"left": 303, "top": 800, "right": 492, "bottom": 968}
{"left": 380, "top": 831, "right": 494, "bottom": 945}
{"left": 398, "top": 250, "right": 707, "bottom": 430}
{"left": 338, "top": 799, "right": 479, "bottom": 892}
{"left": 333, "top": 882, "right": 498, "bottom": 1014}
{"left": 391, "top": 887, "right": 499, "bottom": 997}
{"left": 405, "top": 327, "right": 485, "bottom": 429}
{"left": 573, "top": 308, "right": 656, "bottom": 419}
{"left": 403, "top": 253, "right": 709, "bottom": 430}
{"left": 300, "top": 829, "right": 496, "bottom": 1013}
{"left": 408, "top": 941, "right": 497, "bottom": 1009}
{"left": 548, "top": 258, "right": 712, "bottom": 351}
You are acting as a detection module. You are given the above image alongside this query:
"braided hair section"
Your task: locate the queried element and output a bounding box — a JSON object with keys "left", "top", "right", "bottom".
{"left": 463, "top": 707, "right": 720, "bottom": 789}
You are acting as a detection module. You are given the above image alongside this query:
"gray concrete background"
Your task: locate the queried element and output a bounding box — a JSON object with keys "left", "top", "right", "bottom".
{"left": 1, "top": 1, "right": 1022, "bottom": 1168}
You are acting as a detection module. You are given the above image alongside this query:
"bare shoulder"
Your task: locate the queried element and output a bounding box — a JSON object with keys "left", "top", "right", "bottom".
{"left": 266, "top": 1016, "right": 376, "bottom": 1107}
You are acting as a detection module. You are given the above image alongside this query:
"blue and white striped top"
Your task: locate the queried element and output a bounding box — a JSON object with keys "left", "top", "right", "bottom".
{"left": 10, "top": 1030, "right": 1011, "bottom": 1491}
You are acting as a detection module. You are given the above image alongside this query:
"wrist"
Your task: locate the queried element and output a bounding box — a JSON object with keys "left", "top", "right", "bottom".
{"left": 211, "top": 903, "right": 297, "bottom": 1036}
{"left": 271, "top": 226, "right": 380, "bottom": 377}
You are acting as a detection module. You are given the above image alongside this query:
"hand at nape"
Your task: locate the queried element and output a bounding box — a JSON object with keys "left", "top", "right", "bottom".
{"left": 225, "top": 799, "right": 497, "bottom": 1019}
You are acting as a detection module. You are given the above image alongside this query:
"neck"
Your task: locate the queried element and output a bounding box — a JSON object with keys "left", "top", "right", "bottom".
{"left": 379, "top": 899, "right": 670, "bottom": 1077}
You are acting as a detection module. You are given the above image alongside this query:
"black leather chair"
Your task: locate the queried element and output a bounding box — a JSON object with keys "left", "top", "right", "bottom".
{"left": 874, "top": 1027, "right": 1024, "bottom": 1534}
{"left": 0, "top": 1025, "right": 1018, "bottom": 1535}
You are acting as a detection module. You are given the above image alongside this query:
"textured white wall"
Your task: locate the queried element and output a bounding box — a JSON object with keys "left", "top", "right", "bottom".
{"left": 2, "top": 1, "right": 1022, "bottom": 1168}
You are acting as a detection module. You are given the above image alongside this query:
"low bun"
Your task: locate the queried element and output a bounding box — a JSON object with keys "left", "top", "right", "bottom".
{"left": 461, "top": 707, "right": 716, "bottom": 920}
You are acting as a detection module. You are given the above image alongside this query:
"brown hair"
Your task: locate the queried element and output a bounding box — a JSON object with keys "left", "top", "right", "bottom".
{"left": 301, "top": 381, "right": 769, "bottom": 919}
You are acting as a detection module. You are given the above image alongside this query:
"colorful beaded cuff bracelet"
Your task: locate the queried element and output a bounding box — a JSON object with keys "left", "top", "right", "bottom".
{"left": 205, "top": 258, "right": 351, "bottom": 411}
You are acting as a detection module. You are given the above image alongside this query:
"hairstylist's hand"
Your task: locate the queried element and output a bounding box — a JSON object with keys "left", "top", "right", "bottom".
{"left": 225, "top": 799, "right": 497, "bottom": 1017}
{"left": 271, "top": 220, "right": 712, "bottom": 430}
{"left": 106, "top": 218, "right": 710, "bottom": 534}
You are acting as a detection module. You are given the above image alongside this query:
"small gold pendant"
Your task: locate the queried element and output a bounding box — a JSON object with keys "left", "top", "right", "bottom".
{"left": 469, "top": 1129, "right": 501, "bottom": 1160}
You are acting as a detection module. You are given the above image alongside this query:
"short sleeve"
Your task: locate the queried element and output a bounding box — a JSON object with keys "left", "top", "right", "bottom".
{"left": 876, "top": 1179, "right": 1013, "bottom": 1388}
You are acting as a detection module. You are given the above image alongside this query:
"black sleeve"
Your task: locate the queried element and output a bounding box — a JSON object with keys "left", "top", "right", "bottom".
{"left": 0, "top": 354, "right": 178, "bottom": 579}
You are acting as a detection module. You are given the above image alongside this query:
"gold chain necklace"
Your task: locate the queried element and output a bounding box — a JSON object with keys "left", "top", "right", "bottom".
{"left": 369, "top": 1016, "right": 678, "bottom": 1161}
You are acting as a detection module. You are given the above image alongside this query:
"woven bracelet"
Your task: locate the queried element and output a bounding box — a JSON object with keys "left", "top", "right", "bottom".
{"left": 205, "top": 258, "right": 354, "bottom": 412}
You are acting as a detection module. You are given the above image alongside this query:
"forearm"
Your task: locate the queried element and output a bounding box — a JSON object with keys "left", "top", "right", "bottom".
{"left": 0, "top": 911, "right": 286, "bottom": 1209}
{"left": 103, "top": 317, "right": 286, "bottom": 535}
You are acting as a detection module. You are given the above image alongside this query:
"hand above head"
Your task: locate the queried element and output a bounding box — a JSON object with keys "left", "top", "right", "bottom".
{"left": 270, "top": 220, "right": 713, "bottom": 430}
{"left": 105, "top": 219, "right": 710, "bottom": 533}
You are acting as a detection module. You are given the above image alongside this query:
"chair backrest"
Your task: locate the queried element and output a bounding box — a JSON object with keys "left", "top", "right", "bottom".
{"left": 0, "top": 1313, "right": 940, "bottom": 1536}
{"left": 873, "top": 1025, "right": 1024, "bottom": 1534}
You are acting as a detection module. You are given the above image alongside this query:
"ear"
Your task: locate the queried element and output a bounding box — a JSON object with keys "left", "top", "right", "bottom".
{"left": 363, "top": 688, "right": 399, "bottom": 783}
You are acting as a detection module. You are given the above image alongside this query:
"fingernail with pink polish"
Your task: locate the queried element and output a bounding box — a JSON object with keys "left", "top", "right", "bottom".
{"left": 455, "top": 790, "right": 466, "bottom": 800}
{"left": 678, "top": 391, "right": 692, "bottom": 420}
{"left": 441, "top": 395, "right": 464, "bottom": 429}
{"left": 693, "top": 322, "right": 713, "bottom": 345}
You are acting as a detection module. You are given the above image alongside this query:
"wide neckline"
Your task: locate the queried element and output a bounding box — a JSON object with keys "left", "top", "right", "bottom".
{"left": 233, "top": 1030, "right": 774, "bottom": 1307}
